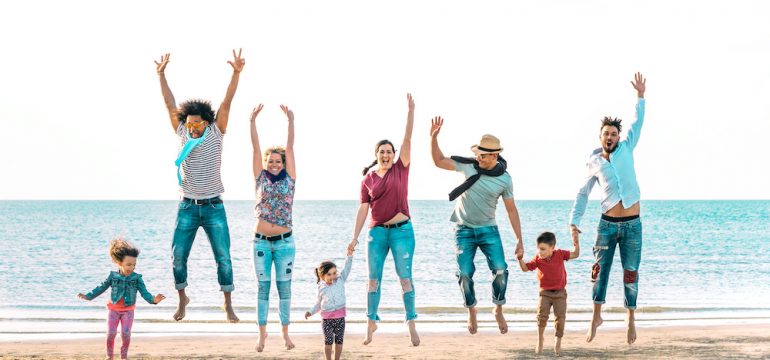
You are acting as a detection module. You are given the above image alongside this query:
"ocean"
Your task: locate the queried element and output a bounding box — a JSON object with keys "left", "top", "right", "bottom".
{"left": 1, "top": 200, "right": 769, "bottom": 339}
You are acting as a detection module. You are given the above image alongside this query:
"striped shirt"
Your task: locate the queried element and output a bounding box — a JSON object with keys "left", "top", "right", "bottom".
{"left": 176, "top": 123, "right": 225, "bottom": 199}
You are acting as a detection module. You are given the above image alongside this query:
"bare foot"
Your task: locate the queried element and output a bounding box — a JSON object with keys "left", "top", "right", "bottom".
{"left": 407, "top": 320, "right": 420, "bottom": 346}
{"left": 283, "top": 333, "right": 295, "bottom": 350}
{"left": 362, "top": 320, "right": 377, "bottom": 345}
{"left": 627, "top": 314, "right": 637, "bottom": 344}
{"left": 255, "top": 331, "right": 267, "bottom": 352}
{"left": 173, "top": 295, "right": 189, "bottom": 321}
{"left": 223, "top": 303, "right": 239, "bottom": 323}
{"left": 586, "top": 315, "right": 603, "bottom": 343}
{"left": 467, "top": 307, "right": 478, "bottom": 334}
{"left": 554, "top": 336, "right": 562, "bottom": 356}
{"left": 493, "top": 305, "right": 508, "bottom": 334}
{"left": 535, "top": 335, "right": 543, "bottom": 354}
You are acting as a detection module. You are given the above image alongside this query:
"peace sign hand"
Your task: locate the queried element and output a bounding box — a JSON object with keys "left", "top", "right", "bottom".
{"left": 228, "top": 48, "right": 245, "bottom": 73}
{"left": 154, "top": 53, "right": 170, "bottom": 74}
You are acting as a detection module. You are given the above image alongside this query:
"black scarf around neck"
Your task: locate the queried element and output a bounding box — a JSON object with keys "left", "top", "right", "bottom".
{"left": 264, "top": 169, "right": 288, "bottom": 183}
{"left": 448, "top": 155, "right": 507, "bottom": 201}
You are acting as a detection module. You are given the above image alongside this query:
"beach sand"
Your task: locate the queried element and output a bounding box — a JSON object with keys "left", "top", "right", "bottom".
{"left": 2, "top": 324, "right": 769, "bottom": 359}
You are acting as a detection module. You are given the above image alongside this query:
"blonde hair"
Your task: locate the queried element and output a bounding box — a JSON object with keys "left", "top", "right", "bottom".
{"left": 109, "top": 237, "right": 139, "bottom": 263}
{"left": 263, "top": 146, "right": 286, "bottom": 165}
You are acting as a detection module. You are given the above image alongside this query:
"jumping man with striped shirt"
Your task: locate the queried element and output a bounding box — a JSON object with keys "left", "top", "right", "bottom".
{"left": 155, "top": 49, "right": 245, "bottom": 323}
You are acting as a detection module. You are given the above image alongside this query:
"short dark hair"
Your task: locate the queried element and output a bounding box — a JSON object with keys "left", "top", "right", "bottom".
{"left": 600, "top": 116, "right": 622, "bottom": 133}
{"left": 177, "top": 99, "right": 216, "bottom": 124}
{"left": 109, "top": 237, "right": 140, "bottom": 263}
{"left": 536, "top": 232, "right": 556, "bottom": 247}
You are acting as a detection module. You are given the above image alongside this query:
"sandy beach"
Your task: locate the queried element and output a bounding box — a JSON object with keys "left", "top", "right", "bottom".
{"left": 2, "top": 324, "right": 769, "bottom": 359}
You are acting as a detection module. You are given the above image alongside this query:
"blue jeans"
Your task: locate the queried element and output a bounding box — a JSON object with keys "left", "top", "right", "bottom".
{"left": 172, "top": 200, "right": 234, "bottom": 292}
{"left": 453, "top": 224, "right": 508, "bottom": 307}
{"left": 592, "top": 217, "right": 642, "bottom": 310}
{"left": 367, "top": 221, "right": 417, "bottom": 321}
{"left": 253, "top": 234, "right": 296, "bottom": 326}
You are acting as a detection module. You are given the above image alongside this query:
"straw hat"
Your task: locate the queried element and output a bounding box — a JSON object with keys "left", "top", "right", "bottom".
{"left": 470, "top": 134, "right": 503, "bottom": 154}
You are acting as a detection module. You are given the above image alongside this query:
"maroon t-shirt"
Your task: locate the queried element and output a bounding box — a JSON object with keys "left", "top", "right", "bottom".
{"left": 360, "top": 157, "right": 410, "bottom": 227}
{"left": 526, "top": 249, "right": 571, "bottom": 290}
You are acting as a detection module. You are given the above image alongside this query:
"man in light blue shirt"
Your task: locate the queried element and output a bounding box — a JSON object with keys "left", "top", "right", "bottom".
{"left": 569, "top": 72, "right": 646, "bottom": 345}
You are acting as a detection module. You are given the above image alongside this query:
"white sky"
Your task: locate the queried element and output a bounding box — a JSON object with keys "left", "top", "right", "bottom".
{"left": 2, "top": 1, "right": 769, "bottom": 200}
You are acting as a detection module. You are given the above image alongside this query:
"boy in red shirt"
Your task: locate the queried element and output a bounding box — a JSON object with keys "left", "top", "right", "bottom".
{"left": 518, "top": 231, "right": 580, "bottom": 356}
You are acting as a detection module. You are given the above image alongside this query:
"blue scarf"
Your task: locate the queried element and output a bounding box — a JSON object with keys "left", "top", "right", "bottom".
{"left": 174, "top": 127, "right": 209, "bottom": 186}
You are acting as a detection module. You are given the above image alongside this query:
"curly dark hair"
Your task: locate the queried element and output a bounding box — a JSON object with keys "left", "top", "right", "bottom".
{"left": 177, "top": 99, "right": 216, "bottom": 124}
{"left": 536, "top": 232, "right": 556, "bottom": 247}
{"left": 109, "top": 237, "right": 140, "bottom": 263}
{"left": 600, "top": 116, "right": 622, "bottom": 133}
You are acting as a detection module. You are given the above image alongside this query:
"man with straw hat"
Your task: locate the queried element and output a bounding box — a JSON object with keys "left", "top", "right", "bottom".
{"left": 429, "top": 119, "right": 524, "bottom": 335}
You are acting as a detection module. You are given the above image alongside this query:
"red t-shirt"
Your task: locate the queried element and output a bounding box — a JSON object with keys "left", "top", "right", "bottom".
{"left": 526, "top": 249, "right": 571, "bottom": 290}
{"left": 360, "top": 158, "right": 410, "bottom": 227}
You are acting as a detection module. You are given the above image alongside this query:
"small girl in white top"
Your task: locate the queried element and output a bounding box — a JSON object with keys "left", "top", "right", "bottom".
{"left": 305, "top": 248, "right": 353, "bottom": 360}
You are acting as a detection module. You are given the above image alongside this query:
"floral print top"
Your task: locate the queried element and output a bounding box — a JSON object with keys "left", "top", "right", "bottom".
{"left": 255, "top": 170, "right": 296, "bottom": 227}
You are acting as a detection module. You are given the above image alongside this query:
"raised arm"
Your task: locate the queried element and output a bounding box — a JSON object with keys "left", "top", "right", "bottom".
{"left": 250, "top": 104, "right": 264, "bottom": 178}
{"left": 399, "top": 93, "right": 415, "bottom": 166}
{"left": 569, "top": 230, "right": 580, "bottom": 260}
{"left": 155, "top": 53, "right": 179, "bottom": 131}
{"left": 503, "top": 198, "right": 524, "bottom": 260}
{"left": 347, "top": 202, "right": 370, "bottom": 255}
{"left": 215, "top": 48, "right": 245, "bottom": 134}
{"left": 625, "top": 72, "right": 647, "bottom": 150}
{"left": 281, "top": 105, "right": 297, "bottom": 179}
{"left": 339, "top": 254, "right": 354, "bottom": 281}
{"left": 429, "top": 116, "right": 456, "bottom": 171}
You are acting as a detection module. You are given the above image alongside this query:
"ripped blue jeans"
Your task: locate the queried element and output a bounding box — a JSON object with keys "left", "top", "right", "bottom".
{"left": 591, "top": 217, "right": 642, "bottom": 310}
{"left": 453, "top": 224, "right": 508, "bottom": 307}
{"left": 366, "top": 221, "right": 417, "bottom": 321}
{"left": 253, "top": 234, "right": 296, "bottom": 326}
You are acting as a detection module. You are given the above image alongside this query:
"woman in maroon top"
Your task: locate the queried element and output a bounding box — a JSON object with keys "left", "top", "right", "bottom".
{"left": 347, "top": 93, "right": 419, "bottom": 347}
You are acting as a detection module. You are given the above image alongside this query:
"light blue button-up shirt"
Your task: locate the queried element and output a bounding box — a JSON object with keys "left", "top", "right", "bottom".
{"left": 569, "top": 98, "right": 646, "bottom": 227}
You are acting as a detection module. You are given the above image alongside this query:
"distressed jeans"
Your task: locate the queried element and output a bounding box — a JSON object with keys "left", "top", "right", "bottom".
{"left": 172, "top": 200, "right": 234, "bottom": 292}
{"left": 453, "top": 224, "right": 508, "bottom": 307}
{"left": 253, "top": 235, "right": 296, "bottom": 326}
{"left": 591, "top": 217, "right": 642, "bottom": 310}
{"left": 367, "top": 221, "right": 417, "bottom": 321}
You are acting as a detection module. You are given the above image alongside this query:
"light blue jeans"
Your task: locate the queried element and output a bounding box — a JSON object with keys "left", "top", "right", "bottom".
{"left": 592, "top": 217, "right": 642, "bottom": 310}
{"left": 253, "top": 234, "right": 296, "bottom": 326}
{"left": 366, "top": 221, "right": 417, "bottom": 321}
{"left": 172, "top": 200, "right": 234, "bottom": 292}
{"left": 453, "top": 224, "right": 508, "bottom": 307}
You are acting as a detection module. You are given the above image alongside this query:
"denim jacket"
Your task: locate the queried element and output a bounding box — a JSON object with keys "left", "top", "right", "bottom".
{"left": 84, "top": 271, "right": 156, "bottom": 306}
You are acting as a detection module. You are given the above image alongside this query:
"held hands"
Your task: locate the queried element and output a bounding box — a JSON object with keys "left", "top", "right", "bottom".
{"left": 153, "top": 294, "right": 167, "bottom": 304}
{"left": 631, "top": 72, "right": 646, "bottom": 98}
{"left": 347, "top": 240, "right": 358, "bottom": 256}
{"left": 407, "top": 93, "right": 415, "bottom": 112}
{"left": 250, "top": 104, "right": 264, "bottom": 122}
{"left": 280, "top": 104, "right": 295, "bottom": 122}
{"left": 77, "top": 293, "right": 88, "bottom": 301}
{"left": 154, "top": 53, "right": 170, "bottom": 75}
{"left": 514, "top": 240, "right": 524, "bottom": 260}
{"left": 570, "top": 224, "right": 581, "bottom": 241}
{"left": 430, "top": 116, "right": 444, "bottom": 138}
{"left": 305, "top": 311, "right": 312, "bottom": 319}
{"left": 228, "top": 48, "right": 245, "bottom": 73}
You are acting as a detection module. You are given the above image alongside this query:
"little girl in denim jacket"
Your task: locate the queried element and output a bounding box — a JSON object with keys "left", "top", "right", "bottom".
{"left": 305, "top": 247, "right": 354, "bottom": 360}
{"left": 78, "top": 238, "right": 165, "bottom": 360}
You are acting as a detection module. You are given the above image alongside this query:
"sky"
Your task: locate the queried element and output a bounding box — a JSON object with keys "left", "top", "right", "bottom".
{"left": 2, "top": 0, "right": 769, "bottom": 200}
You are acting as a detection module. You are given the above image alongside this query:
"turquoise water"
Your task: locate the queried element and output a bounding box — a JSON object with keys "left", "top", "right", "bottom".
{"left": 1, "top": 200, "right": 769, "bottom": 338}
